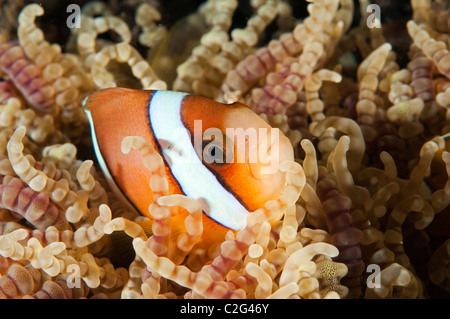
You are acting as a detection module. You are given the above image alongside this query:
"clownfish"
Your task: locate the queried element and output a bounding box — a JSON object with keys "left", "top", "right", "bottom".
{"left": 83, "top": 88, "right": 294, "bottom": 248}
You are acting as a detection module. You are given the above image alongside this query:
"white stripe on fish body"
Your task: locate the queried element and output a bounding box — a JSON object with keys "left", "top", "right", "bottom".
{"left": 149, "top": 90, "right": 249, "bottom": 230}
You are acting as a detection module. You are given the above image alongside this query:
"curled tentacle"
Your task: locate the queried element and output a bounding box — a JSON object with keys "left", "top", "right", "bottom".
{"left": 0, "top": 262, "right": 49, "bottom": 299}
{"left": 316, "top": 175, "right": 364, "bottom": 298}
{"left": 0, "top": 42, "right": 55, "bottom": 112}
{"left": 121, "top": 135, "right": 170, "bottom": 257}
{"left": 6, "top": 126, "right": 89, "bottom": 223}
{"left": 202, "top": 160, "right": 305, "bottom": 281}
{"left": 0, "top": 177, "right": 70, "bottom": 231}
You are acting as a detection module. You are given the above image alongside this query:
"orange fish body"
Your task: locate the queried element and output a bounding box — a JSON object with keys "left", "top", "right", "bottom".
{"left": 83, "top": 88, "right": 294, "bottom": 248}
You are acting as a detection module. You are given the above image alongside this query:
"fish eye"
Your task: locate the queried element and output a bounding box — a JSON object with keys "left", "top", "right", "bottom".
{"left": 202, "top": 139, "right": 227, "bottom": 164}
